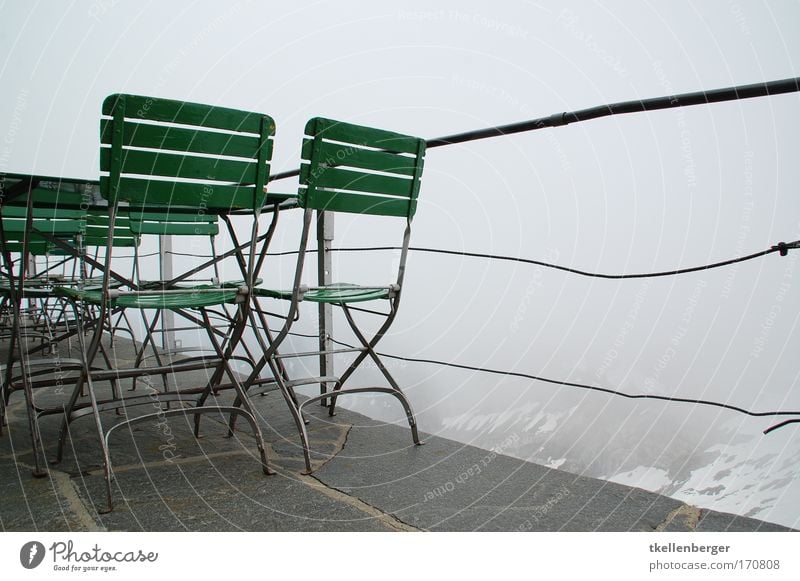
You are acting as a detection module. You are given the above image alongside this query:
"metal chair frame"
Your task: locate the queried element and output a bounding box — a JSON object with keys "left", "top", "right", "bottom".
{"left": 54, "top": 94, "right": 279, "bottom": 512}
{"left": 240, "top": 117, "right": 427, "bottom": 472}
{"left": 0, "top": 183, "right": 90, "bottom": 477}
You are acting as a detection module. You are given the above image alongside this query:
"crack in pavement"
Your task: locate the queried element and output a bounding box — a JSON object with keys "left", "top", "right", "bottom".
{"left": 13, "top": 459, "right": 105, "bottom": 532}
{"left": 294, "top": 423, "right": 420, "bottom": 532}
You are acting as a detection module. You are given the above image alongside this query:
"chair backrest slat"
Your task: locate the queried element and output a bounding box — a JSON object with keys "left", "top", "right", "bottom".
{"left": 308, "top": 118, "right": 421, "bottom": 154}
{"left": 100, "top": 119, "right": 270, "bottom": 159}
{"left": 128, "top": 209, "right": 218, "bottom": 236}
{"left": 101, "top": 94, "right": 263, "bottom": 133}
{"left": 99, "top": 148, "right": 259, "bottom": 183}
{"left": 97, "top": 177, "right": 264, "bottom": 209}
{"left": 306, "top": 166, "right": 414, "bottom": 198}
{"left": 305, "top": 191, "right": 414, "bottom": 218}
{"left": 301, "top": 139, "right": 419, "bottom": 176}
{"left": 299, "top": 117, "right": 425, "bottom": 218}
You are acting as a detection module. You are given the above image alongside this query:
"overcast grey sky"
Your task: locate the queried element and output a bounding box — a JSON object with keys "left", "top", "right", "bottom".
{"left": 2, "top": 0, "right": 799, "bottom": 527}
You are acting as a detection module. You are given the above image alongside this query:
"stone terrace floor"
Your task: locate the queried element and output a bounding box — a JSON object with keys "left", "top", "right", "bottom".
{"left": 0, "top": 336, "right": 793, "bottom": 532}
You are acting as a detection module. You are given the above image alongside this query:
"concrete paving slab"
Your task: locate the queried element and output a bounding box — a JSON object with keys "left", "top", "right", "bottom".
{"left": 313, "top": 417, "right": 682, "bottom": 531}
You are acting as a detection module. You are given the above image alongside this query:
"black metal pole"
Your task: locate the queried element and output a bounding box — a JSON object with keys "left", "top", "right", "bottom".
{"left": 431, "top": 76, "right": 800, "bottom": 146}
{"left": 268, "top": 76, "right": 800, "bottom": 182}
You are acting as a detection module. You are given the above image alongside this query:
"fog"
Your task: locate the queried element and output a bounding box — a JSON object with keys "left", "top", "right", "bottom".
{"left": 2, "top": 0, "right": 799, "bottom": 527}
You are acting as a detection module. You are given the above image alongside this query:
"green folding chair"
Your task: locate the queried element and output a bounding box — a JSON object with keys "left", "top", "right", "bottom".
{"left": 243, "top": 117, "right": 427, "bottom": 472}
{"left": 0, "top": 202, "right": 88, "bottom": 477}
{"left": 54, "top": 93, "right": 277, "bottom": 512}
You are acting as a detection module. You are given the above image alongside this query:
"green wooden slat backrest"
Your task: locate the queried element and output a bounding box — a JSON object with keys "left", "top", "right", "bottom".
{"left": 84, "top": 211, "right": 138, "bottom": 248}
{"left": 299, "top": 117, "right": 426, "bottom": 218}
{"left": 0, "top": 228, "right": 76, "bottom": 255}
{"left": 100, "top": 94, "right": 275, "bottom": 211}
{"left": 0, "top": 179, "right": 92, "bottom": 257}
{"left": 1, "top": 201, "right": 87, "bottom": 256}
{"left": 1, "top": 206, "right": 86, "bottom": 236}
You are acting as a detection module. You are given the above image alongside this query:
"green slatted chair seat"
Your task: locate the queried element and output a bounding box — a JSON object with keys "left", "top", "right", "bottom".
{"left": 55, "top": 285, "right": 243, "bottom": 309}
{"left": 255, "top": 283, "right": 392, "bottom": 303}
{"left": 0, "top": 277, "right": 56, "bottom": 289}
{"left": 0, "top": 278, "right": 58, "bottom": 297}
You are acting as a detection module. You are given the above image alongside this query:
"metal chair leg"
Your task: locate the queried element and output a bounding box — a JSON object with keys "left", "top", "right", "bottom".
{"left": 326, "top": 304, "right": 423, "bottom": 445}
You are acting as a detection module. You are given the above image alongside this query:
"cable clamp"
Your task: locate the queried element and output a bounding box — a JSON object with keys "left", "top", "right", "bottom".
{"left": 772, "top": 241, "right": 800, "bottom": 256}
{"left": 548, "top": 112, "right": 569, "bottom": 127}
